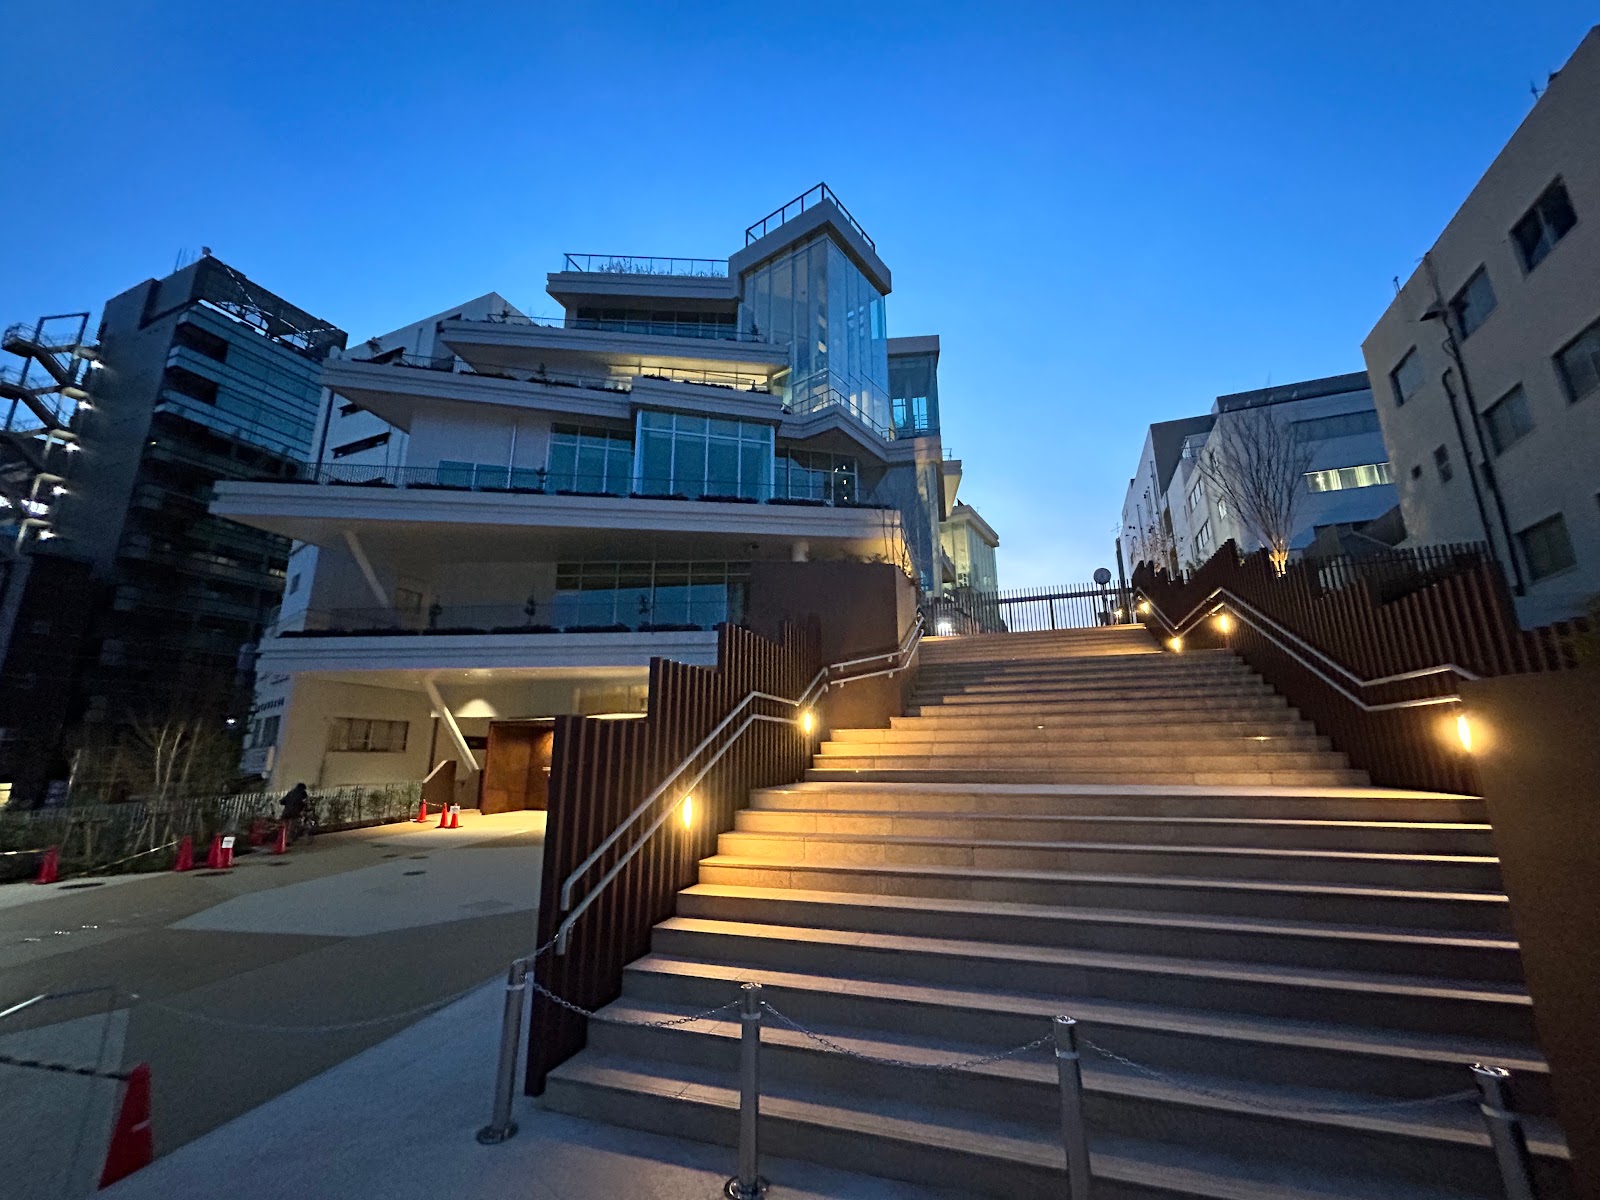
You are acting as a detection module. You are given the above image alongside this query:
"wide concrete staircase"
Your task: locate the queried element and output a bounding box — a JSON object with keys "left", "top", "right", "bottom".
{"left": 543, "top": 626, "right": 1572, "bottom": 1198}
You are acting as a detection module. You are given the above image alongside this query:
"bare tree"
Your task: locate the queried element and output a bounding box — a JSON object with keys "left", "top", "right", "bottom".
{"left": 1195, "top": 408, "right": 1316, "bottom": 573}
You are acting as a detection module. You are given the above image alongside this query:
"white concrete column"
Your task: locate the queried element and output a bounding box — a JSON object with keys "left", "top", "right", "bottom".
{"left": 791, "top": 539, "right": 811, "bottom": 563}
{"left": 422, "top": 677, "right": 477, "bottom": 776}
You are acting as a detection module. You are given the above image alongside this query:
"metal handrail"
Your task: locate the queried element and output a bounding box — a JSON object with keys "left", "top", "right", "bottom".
{"left": 552, "top": 613, "right": 924, "bottom": 951}
{"left": 744, "top": 183, "right": 875, "bottom": 250}
{"left": 1136, "top": 586, "right": 1479, "bottom": 713}
{"left": 560, "top": 253, "right": 728, "bottom": 278}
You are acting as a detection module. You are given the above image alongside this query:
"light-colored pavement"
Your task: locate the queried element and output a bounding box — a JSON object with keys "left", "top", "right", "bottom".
{"left": 1, "top": 811, "right": 547, "bottom": 1199}
{"left": 102, "top": 977, "right": 955, "bottom": 1200}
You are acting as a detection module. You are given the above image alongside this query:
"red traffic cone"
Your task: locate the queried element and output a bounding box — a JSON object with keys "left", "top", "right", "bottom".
{"left": 437, "top": 804, "right": 450, "bottom": 828}
{"left": 414, "top": 799, "right": 429, "bottom": 823}
{"left": 35, "top": 846, "right": 59, "bottom": 885}
{"left": 448, "top": 805, "right": 460, "bottom": 829}
{"left": 98, "top": 1062, "right": 153, "bottom": 1188}
{"left": 206, "top": 834, "right": 223, "bottom": 869}
{"left": 273, "top": 823, "right": 289, "bottom": 855}
{"left": 172, "top": 837, "right": 193, "bottom": 873}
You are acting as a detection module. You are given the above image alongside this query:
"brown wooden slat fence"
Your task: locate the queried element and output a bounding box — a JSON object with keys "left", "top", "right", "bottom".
{"left": 1132, "top": 542, "right": 1588, "bottom": 794}
{"left": 525, "top": 621, "right": 822, "bottom": 1094}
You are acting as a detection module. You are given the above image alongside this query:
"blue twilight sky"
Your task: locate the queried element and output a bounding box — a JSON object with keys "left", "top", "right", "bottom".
{"left": 2, "top": 2, "right": 1594, "bottom": 586}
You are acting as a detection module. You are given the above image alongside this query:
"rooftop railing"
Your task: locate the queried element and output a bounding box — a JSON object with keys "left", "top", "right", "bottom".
{"left": 560, "top": 254, "right": 728, "bottom": 278}
{"left": 745, "top": 183, "right": 874, "bottom": 250}
{"left": 277, "top": 601, "right": 729, "bottom": 639}
{"left": 450, "top": 312, "right": 774, "bottom": 345}
{"left": 347, "top": 351, "right": 773, "bottom": 396}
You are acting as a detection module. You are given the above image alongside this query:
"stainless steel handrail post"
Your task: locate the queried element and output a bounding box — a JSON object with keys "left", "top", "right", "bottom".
{"left": 476, "top": 957, "right": 530, "bottom": 1145}
{"left": 1054, "top": 1016, "right": 1093, "bottom": 1198}
{"left": 724, "top": 983, "right": 767, "bottom": 1199}
{"left": 1472, "top": 1064, "right": 1538, "bottom": 1200}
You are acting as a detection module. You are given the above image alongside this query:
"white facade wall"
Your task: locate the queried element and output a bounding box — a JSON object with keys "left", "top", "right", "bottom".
{"left": 272, "top": 678, "right": 439, "bottom": 789}
{"left": 1361, "top": 27, "right": 1600, "bottom": 624}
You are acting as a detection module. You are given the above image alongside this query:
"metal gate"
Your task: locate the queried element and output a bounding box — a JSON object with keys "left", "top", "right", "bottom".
{"left": 924, "top": 582, "right": 1133, "bottom": 636}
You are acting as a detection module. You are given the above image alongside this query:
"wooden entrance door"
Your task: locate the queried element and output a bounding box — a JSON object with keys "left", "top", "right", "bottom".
{"left": 482, "top": 720, "right": 555, "bottom": 813}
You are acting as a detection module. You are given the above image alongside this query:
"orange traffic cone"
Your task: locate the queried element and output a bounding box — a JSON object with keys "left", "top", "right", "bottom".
{"left": 35, "top": 846, "right": 59, "bottom": 885}
{"left": 172, "top": 837, "right": 193, "bottom": 873}
{"left": 206, "top": 834, "right": 224, "bottom": 869}
{"left": 273, "top": 823, "right": 289, "bottom": 854}
{"left": 448, "top": 805, "right": 461, "bottom": 829}
{"left": 414, "top": 799, "right": 429, "bottom": 823}
{"left": 437, "top": 804, "right": 450, "bottom": 828}
{"left": 99, "top": 1062, "right": 153, "bottom": 1188}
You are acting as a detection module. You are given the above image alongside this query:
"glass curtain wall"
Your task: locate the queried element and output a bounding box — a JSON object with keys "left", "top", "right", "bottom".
{"left": 551, "top": 561, "right": 750, "bottom": 629}
{"left": 776, "top": 449, "right": 858, "bottom": 503}
{"left": 635, "top": 411, "right": 773, "bottom": 498}
{"left": 889, "top": 349, "right": 940, "bottom": 436}
{"left": 740, "top": 234, "right": 890, "bottom": 433}
{"left": 547, "top": 425, "right": 634, "bottom": 494}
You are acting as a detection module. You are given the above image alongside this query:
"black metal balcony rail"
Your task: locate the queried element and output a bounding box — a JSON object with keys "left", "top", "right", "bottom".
{"left": 744, "top": 183, "right": 875, "bottom": 250}
{"left": 277, "top": 600, "right": 732, "bottom": 639}
{"left": 282, "top": 461, "right": 879, "bottom": 508}
{"left": 788, "top": 385, "right": 896, "bottom": 441}
{"left": 450, "top": 312, "right": 773, "bottom": 345}
{"left": 560, "top": 254, "right": 729, "bottom": 278}
{"left": 347, "top": 351, "right": 774, "bottom": 396}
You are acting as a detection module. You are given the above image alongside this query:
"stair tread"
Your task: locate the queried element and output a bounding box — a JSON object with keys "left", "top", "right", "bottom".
{"left": 758, "top": 781, "right": 1478, "bottom": 801}
{"left": 588, "top": 998, "right": 1565, "bottom": 1154}
{"left": 653, "top": 915, "right": 1529, "bottom": 1004}
{"left": 721, "top": 829, "right": 1497, "bottom": 867}
{"left": 680, "top": 882, "right": 1517, "bottom": 949}
{"left": 740, "top": 810, "right": 1490, "bottom": 833}
{"left": 703, "top": 853, "right": 1510, "bottom": 905}
{"left": 626, "top": 954, "right": 1545, "bottom": 1073}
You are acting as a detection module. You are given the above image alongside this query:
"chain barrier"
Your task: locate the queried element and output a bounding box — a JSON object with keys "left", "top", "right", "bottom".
{"left": 1080, "top": 1036, "right": 1479, "bottom": 1116}
{"left": 129, "top": 979, "right": 492, "bottom": 1035}
{"left": 0, "top": 1051, "right": 134, "bottom": 1081}
{"left": 761, "top": 1002, "right": 1053, "bottom": 1073}
{"left": 524, "top": 973, "right": 743, "bottom": 1030}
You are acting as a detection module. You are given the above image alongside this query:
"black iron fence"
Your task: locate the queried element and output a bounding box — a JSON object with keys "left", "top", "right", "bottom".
{"left": 925, "top": 583, "right": 1135, "bottom": 636}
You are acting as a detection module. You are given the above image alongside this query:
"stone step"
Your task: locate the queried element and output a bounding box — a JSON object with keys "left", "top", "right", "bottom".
{"left": 696, "top": 856, "right": 1512, "bottom": 933}
{"left": 810, "top": 749, "right": 1351, "bottom": 773}
{"left": 913, "top": 678, "right": 1277, "bottom": 699}
{"left": 820, "top": 734, "right": 1334, "bottom": 757}
{"left": 677, "top": 884, "right": 1521, "bottom": 980}
{"left": 749, "top": 783, "right": 1488, "bottom": 824}
{"left": 571, "top": 1003, "right": 1566, "bottom": 1198}
{"left": 731, "top": 808, "right": 1494, "bottom": 856}
{"left": 839, "top": 721, "right": 1323, "bottom": 745}
{"left": 805, "top": 765, "right": 1373, "bottom": 788}
{"left": 905, "top": 695, "right": 1294, "bottom": 718}
{"left": 916, "top": 660, "right": 1252, "bottom": 684}
{"left": 648, "top": 917, "right": 1534, "bottom": 1040}
{"left": 893, "top": 706, "right": 1302, "bottom": 730}
{"left": 621, "top": 954, "right": 1552, "bottom": 1115}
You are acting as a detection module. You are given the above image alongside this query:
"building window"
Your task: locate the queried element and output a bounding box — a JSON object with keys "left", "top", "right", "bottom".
{"left": 1291, "top": 410, "right": 1382, "bottom": 441}
{"left": 327, "top": 718, "right": 409, "bottom": 753}
{"left": 1449, "top": 268, "right": 1498, "bottom": 339}
{"left": 249, "top": 714, "right": 281, "bottom": 750}
{"left": 551, "top": 561, "right": 750, "bottom": 629}
{"left": 173, "top": 320, "right": 230, "bottom": 362}
{"left": 1511, "top": 180, "right": 1577, "bottom": 272}
{"left": 1305, "top": 462, "right": 1394, "bottom": 493}
{"left": 776, "top": 449, "right": 858, "bottom": 503}
{"left": 1194, "top": 519, "right": 1214, "bottom": 555}
{"left": 1389, "top": 349, "right": 1423, "bottom": 407}
{"left": 1517, "top": 513, "right": 1577, "bottom": 581}
{"left": 1433, "top": 445, "right": 1453, "bottom": 483}
{"left": 1555, "top": 317, "right": 1600, "bottom": 404}
{"left": 635, "top": 412, "right": 773, "bottom": 499}
{"left": 1482, "top": 386, "right": 1535, "bottom": 454}
{"left": 547, "top": 425, "right": 633, "bottom": 494}
{"left": 163, "top": 365, "right": 220, "bottom": 406}
{"left": 287, "top": 573, "right": 301, "bottom": 596}
{"left": 1185, "top": 479, "right": 1206, "bottom": 516}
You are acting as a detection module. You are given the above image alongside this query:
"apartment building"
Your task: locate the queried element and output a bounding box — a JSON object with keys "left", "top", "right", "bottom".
{"left": 1121, "top": 372, "right": 1396, "bottom": 573}
{"left": 0, "top": 257, "right": 346, "bottom": 805}
{"left": 218, "top": 186, "right": 974, "bottom": 799}
{"left": 1361, "top": 26, "right": 1600, "bottom": 624}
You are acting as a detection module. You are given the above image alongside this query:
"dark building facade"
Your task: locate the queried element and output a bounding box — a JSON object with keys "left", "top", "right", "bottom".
{"left": 0, "top": 256, "right": 345, "bottom": 805}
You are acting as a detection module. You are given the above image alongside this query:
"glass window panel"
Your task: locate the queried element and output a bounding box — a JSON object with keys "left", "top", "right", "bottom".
{"left": 676, "top": 437, "right": 707, "bottom": 497}
{"left": 740, "top": 443, "right": 770, "bottom": 499}
{"left": 674, "top": 414, "right": 707, "bottom": 437}
{"left": 639, "top": 429, "right": 673, "bottom": 493}
{"left": 511, "top": 466, "right": 543, "bottom": 490}
{"left": 706, "top": 440, "right": 739, "bottom": 494}
{"left": 574, "top": 439, "right": 606, "bottom": 491}
{"left": 1485, "top": 386, "right": 1535, "bottom": 454}
{"left": 639, "top": 411, "right": 670, "bottom": 430}
{"left": 475, "top": 463, "right": 509, "bottom": 489}
{"left": 436, "top": 460, "right": 473, "bottom": 487}
{"left": 1556, "top": 319, "right": 1600, "bottom": 403}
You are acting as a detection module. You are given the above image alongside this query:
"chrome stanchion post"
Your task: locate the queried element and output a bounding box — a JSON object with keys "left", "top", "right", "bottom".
{"left": 1471, "top": 1064, "right": 1538, "bottom": 1200}
{"left": 725, "top": 982, "right": 767, "bottom": 1199}
{"left": 1054, "top": 1015, "right": 1093, "bottom": 1198}
{"left": 476, "top": 957, "right": 530, "bottom": 1145}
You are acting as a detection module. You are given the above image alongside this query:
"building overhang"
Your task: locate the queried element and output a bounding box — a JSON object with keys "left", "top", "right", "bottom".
{"left": 545, "top": 271, "right": 739, "bottom": 310}
{"left": 944, "top": 501, "right": 1000, "bottom": 548}
{"left": 211, "top": 482, "right": 905, "bottom": 564}
{"left": 729, "top": 199, "right": 892, "bottom": 296}
{"left": 259, "top": 630, "right": 719, "bottom": 678}
{"left": 435, "top": 319, "right": 790, "bottom": 377}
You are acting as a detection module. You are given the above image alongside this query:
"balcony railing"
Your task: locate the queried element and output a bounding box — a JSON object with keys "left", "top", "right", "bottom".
{"left": 745, "top": 183, "right": 874, "bottom": 250}
{"left": 560, "top": 254, "right": 728, "bottom": 278}
{"left": 449, "top": 312, "right": 773, "bottom": 345}
{"left": 347, "top": 351, "right": 773, "bottom": 396}
{"left": 284, "top": 461, "right": 880, "bottom": 509}
{"left": 278, "top": 602, "right": 729, "bottom": 639}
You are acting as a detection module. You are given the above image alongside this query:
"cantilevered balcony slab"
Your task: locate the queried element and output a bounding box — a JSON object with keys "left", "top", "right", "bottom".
{"left": 436, "top": 318, "right": 790, "bottom": 378}
{"left": 258, "top": 629, "right": 719, "bottom": 677}
{"left": 211, "top": 481, "right": 905, "bottom": 565}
